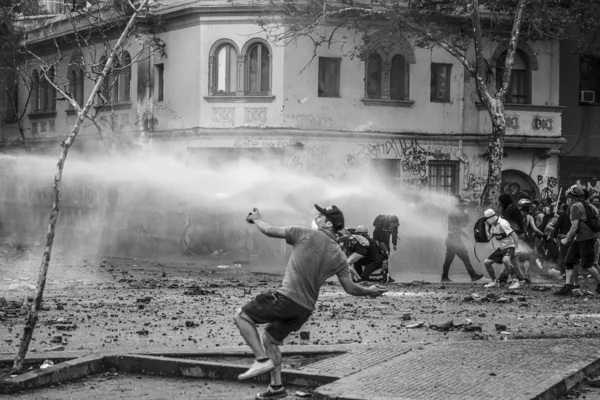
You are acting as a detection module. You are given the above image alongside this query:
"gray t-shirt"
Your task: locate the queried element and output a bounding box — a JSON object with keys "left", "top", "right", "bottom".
{"left": 571, "top": 201, "right": 599, "bottom": 241}
{"left": 278, "top": 227, "right": 349, "bottom": 311}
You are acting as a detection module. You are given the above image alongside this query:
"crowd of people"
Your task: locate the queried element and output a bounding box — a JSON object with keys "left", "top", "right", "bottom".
{"left": 444, "top": 185, "right": 600, "bottom": 295}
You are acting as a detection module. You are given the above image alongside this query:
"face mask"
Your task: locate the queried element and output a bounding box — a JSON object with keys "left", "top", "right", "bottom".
{"left": 310, "top": 218, "right": 319, "bottom": 230}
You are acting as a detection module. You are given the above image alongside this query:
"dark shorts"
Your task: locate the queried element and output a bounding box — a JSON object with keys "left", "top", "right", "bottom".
{"left": 487, "top": 247, "right": 515, "bottom": 264}
{"left": 241, "top": 292, "right": 312, "bottom": 343}
{"left": 565, "top": 239, "right": 596, "bottom": 269}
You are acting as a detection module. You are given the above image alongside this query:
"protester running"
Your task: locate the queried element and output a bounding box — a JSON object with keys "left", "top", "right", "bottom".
{"left": 481, "top": 209, "right": 522, "bottom": 290}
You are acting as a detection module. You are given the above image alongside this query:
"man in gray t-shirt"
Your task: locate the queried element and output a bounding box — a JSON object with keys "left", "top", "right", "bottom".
{"left": 233, "top": 205, "right": 387, "bottom": 400}
{"left": 555, "top": 186, "right": 600, "bottom": 296}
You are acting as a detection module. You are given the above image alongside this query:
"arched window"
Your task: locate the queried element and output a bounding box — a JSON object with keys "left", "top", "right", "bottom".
{"left": 366, "top": 54, "right": 382, "bottom": 99}
{"left": 215, "top": 44, "right": 238, "bottom": 94}
{"left": 47, "top": 66, "right": 56, "bottom": 110}
{"left": 69, "top": 68, "right": 85, "bottom": 107}
{"left": 363, "top": 51, "right": 411, "bottom": 101}
{"left": 118, "top": 51, "right": 131, "bottom": 102}
{"left": 32, "top": 70, "right": 39, "bottom": 112}
{"left": 77, "top": 70, "right": 84, "bottom": 105}
{"left": 39, "top": 71, "right": 48, "bottom": 111}
{"left": 110, "top": 58, "right": 120, "bottom": 101}
{"left": 69, "top": 70, "right": 77, "bottom": 105}
{"left": 390, "top": 55, "right": 409, "bottom": 100}
{"left": 496, "top": 50, "right": 530, "bottom": 104}
{"left": 246, "top": 43, "right": 270, "bottom": 94}
{"left": 69, "top": 54, "right": 85, "bottom": 108}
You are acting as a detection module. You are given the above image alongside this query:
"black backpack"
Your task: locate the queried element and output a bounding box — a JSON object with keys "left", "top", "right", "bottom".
{"left": 472, "top": 217, "right": 492, "bottom": 262}
{"left": 373, "top": 214, "right": 386, "bottom": 229}
{"left": 581, "top": 201, "right": 600, "bottom": 233}
{"left": 473, "top": 217, "right": 491, "bottom": 243}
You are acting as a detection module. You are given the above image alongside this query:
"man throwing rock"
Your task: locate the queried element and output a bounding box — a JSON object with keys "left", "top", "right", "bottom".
{"left": 234, "top": 204, "right": 387, "bottom": 400}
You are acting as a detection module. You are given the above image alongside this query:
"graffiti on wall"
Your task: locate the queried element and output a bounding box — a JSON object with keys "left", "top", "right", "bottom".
{"left": 537, "top": 175, "right": 558, "bottom": 202}
{"left": 572, "top": 178, "right": 600, "bottom": 201}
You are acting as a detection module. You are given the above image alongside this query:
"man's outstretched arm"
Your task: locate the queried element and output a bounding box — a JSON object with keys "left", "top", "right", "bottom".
{"left": 247, "top": 208, "right": 285, "bottom": 238}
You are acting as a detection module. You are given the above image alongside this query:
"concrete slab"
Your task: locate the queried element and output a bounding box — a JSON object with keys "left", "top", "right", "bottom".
{"left": 313, "top": 339, "right": 600, "bottom": 400}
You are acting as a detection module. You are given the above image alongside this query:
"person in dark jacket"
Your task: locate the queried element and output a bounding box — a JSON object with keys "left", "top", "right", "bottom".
{"left": 499, "top": 194, "right": 525, "bottom": 235}
{"left": 353, "top": 225, "right": 394, "bottom": 283}
{"left": 372, "top": 215, "right": 399, "bottom": 253}
{"left": 441, "top": 196, "right": 484, "bottom": 283}
{"left": 551, "top": 203, "right": 572, "bottom": 277}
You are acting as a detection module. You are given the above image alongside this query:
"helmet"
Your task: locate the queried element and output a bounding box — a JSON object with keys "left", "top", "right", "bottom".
{"left": 484, "top": 209, "right": 498, "bottom": 224}
{"left": 517, "top": 198, "right": 532, "bottom": 207}
{"left": 355, "top": 225, "right": 368, "bottom": 234}
{"left": 566, "top": 185, "right": 585, "bottom": 198}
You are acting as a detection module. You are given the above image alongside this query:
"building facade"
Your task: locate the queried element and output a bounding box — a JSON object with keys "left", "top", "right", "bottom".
{"left": 559, "top": 40, "right": 600, "bottom": 201}
{"left": 0, "top": 0, "right": 565, "bottom": 256}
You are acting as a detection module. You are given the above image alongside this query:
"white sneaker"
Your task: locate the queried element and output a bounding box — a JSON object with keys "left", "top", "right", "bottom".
{"left": 508, "top": 279, "right": 520, "bottom": 290}
{"left": 484, "top": 280, "right": 499, "bottom": 288}
{"left": 238, "top": 359, "right": 275, "bottom": 380}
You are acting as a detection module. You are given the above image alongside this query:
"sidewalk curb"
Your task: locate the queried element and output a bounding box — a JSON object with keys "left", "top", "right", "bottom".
{"left": 0, "top": 348, "right": 346, "bottom": 394}
{"left": 0, "top": 354, "right": 107, "bottom": 394}
{"left": 0, "top": 343, "right": 356, "bottom": 366}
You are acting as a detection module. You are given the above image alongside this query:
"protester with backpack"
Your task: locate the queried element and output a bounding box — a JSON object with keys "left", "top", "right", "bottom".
{"left": 372, "top": 214, "right": 399, "bottom": 253}
{"left": 478, "top": 209, "right": 523, "bottom": 290}
{"left": 554, "top": 185, "right": 600, "bottom": 296}
{"left": 353, "top": 225, "right": 394, "bottom": 283}
{"left": 441, "top": 196, "right": 485, "bottom": 283}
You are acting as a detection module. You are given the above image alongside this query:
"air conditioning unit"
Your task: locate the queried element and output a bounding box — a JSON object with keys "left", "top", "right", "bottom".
{"left": 581, "top": 90, "right": 596, "bottom": 103}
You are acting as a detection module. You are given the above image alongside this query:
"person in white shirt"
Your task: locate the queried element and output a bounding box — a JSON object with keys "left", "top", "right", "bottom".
{"left": 481, "top": 209, "right": 522, "bottom": 290}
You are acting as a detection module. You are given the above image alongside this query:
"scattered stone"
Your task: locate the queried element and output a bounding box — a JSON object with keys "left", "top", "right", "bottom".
{"left": 55, "top": 324, "right": 77, "bottom": 331}
{"left": 136, "top": 329, "right": 149, "bottom": 336}
{"left": 43, "top": 346, "right": 65, "bottom": 352}
{"left": 183, "top": 287, "right": 214, "bottom": 296}
{"left": 185, "top": 321, "right": 198, "bottom": 327}
{"left": 299, "top": 331, "right": 310, "bottom": 340}
{"left": 50, "top": 335, "right": 63, "bottom": 344}
{"left": 495, "top": 324, "right": 507, "bottom": 331}
{"left": 406, "top": 322, "right": 424, "bottom": 329}
{"left": 463, "top": 325, "right": 483, "bottom": 332}
{"left": 402, "top": 313, "right": 411, "bottom": 321}
{"left": 429, "top": 320, "right": 454, "bottom": 331}
{"left": 532, "top": 286, "right": 551, "bottom": 292}
{"left": 136, "top": 297, "right": 152, "bottom": 304}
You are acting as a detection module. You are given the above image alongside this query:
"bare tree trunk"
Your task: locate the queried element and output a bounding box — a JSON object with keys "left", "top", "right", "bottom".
{"left": 481, "top": 99, "right": 506, "bottom": 208}
{"left": 11, "top": 0, "right": 151, "bottom": 374}
{"left": 16, "top": 119, "right": 28, "bottom": 151}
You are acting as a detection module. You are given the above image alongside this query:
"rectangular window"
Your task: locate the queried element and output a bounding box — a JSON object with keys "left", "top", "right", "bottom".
{"left": 430, "top": 63, "right": 452, "bottom": 102}
{"left": 428, "top": 160, "right": 459, "bottom": 194}
{"left": 370, "top": 159, "right": 403, "bottom": 189}
{"left": 580, "top": 55, "right": 600, "bottom": 104}
{"left": 318, "top": 57, "right": 341, "bottom": 97}
{"left": 155, "top": 64, "right": 164, "bottom": 102}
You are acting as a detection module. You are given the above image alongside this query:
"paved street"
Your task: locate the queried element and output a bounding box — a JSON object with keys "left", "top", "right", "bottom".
{"left": 3, "top": 248, "right": 600, "bottom": 355}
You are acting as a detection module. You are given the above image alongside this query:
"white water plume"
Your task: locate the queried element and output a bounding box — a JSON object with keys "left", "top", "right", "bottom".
{"left": 0, "top": 150, "right": 464, "bottom": 273}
